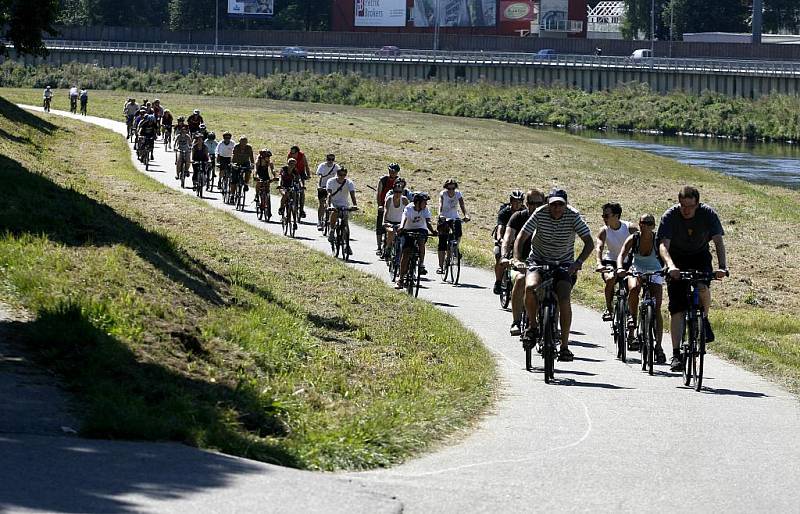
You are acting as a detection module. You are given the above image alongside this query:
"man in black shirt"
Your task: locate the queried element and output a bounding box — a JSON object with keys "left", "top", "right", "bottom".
{"left": 658, "top": 185, "right": 728, "bottom": 371}
{"left": 493, "top": 190, "right": 524, "bottom": 294}
{"left": 502, "top": 189, "right": 546, "bottom": 335}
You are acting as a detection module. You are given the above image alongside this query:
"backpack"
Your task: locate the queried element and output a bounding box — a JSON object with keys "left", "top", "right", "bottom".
{"left": 490, "top": 203, "right": 510, "bottom": 240}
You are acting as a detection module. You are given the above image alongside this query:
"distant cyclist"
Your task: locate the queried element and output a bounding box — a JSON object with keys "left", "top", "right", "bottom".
{"left": 161, "top": 109, "right": 174, "bottom": 148}
{"left": 187, "top": 110, "right": 204, "bottom": 134}
{"left": 137, "top": 114, "right": 158, "bottom": 161}
{"left": 658, "top": 186, "right": 728, "bottom": 372}
{"left": 278, "top": 158, "right": 303, "bottom": 218}
{"left": 232, "top": 136, "right": 255, "bottom": 187}
{"left": 375, "top": 163, "right": 401, "bottom": 255}
{"left": 383, "top": 178, "right": 410, "bottom": 260}
{"left": 437, "top": 179, "right": 470, "bottom": 274}
{"left": 42, "top": 86, "right": 53, "bottom": 111}
{"left": 288, "top": 145, "right": 310, "bottom": 218}
{"left": 79, "top": 89, "right": 88, "bottom": 115}
{"left": 493, "top": 190, "right": 524, "bottom": 294}
{"left": 315, "top": 154, "right": 340, "bottom": 230}
{"left": 396, "top": 192, "right": 437, "bottom": 289}
{"left": 216, "top": 131, "right": 235, "bottom": 188}
{"left": 326, "top": 166, "right": 358, "bottom": 255}
{"left": 173, "top": 126, "right": 192, "bottom": 179}
{"left": 68, "top": 85, "right": 79, "bottom": 114}
{"left": 595, "top": 202, "right": 638, "bottom": 339}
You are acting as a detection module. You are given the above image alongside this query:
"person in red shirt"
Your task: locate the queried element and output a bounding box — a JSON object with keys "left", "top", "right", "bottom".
{"left": 375, "top": 162, "right": 401, "bottom": 255}
{"left": 288, "top": 145, "right": 310, "bottom": 218}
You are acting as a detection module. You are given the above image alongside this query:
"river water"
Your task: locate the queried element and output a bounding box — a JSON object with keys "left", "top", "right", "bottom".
{"left": 585, "top": 131, "right": 800, "bottom": 190}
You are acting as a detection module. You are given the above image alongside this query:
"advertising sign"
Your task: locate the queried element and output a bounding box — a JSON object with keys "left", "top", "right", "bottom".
{"left": 500, "top": 1, "right": 534, "bottom": 22}
{"left": 413, "top": 0, "right": 498, "bottom": 27}
{"left": 228, "top": 0, "right": 273, "bottom": 17}
{"left": 539, "top": 0, "right": 568, "bottom": 30}
{"left": 355, "top": 0, "right": 407, "bottom": 27}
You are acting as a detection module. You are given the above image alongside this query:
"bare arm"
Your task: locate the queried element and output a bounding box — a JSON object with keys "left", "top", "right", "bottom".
{"left": 501, "top": 227, "right": 517, "bottom": 258}
{"left": 712, "top": 234, "right": 727, "bottom": 276}
{"left": 575, "top": 233, "right": 595, "bottom": 268}
{"left": 350, "top": 190, "right": 358, "bottom": 207}
{"left": 616, "top": 235, "right": 635, "bottom": 272}
{"left": 595, "top": 227, "right": 607, "bottom": 268}
{"left": 459, "top": 197, "right": 469, "bottom": 219}
{"left": 513, "top": 230, "right": 531, "bottom": 263}
{"left": 659, "top": 238, "right": 679, "bottom": 279}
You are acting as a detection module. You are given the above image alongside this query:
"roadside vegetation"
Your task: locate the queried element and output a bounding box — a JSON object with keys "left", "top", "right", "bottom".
{"left": 0, "top": 96, "right": 496, "bottom": 470}
{"left": 4, "top": 86, "right": 798, "bottom": 394}
{"left": 3, "top": 61, "right": 800, "bottom": 141}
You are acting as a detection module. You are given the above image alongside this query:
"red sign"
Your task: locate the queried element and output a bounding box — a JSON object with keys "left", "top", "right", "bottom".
{"left": 500, "top": 1, "right": 534, "bottom": 21}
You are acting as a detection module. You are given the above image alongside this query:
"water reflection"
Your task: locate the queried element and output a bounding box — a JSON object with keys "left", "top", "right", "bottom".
{"left": 586, "top": 132, "right": 800, "bottom": 189}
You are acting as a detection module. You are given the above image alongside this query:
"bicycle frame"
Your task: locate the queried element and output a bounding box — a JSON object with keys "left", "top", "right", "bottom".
{"left": 525, "top": 263, "right": 564, "bottom": 383}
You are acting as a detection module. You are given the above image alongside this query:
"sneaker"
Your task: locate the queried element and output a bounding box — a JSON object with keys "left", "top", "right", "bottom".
{"left": 419, "top": 266, "right": 428, "bottom": 276}
{"left": 522, "top": 326, "right": 538, "bottom": 344}
{"left": 328, "top": 234, "right": 335, "bottom": 243}
{"left": 300, "top": 210, "right": 306, "bottom": 218}
{"left": 655, "top": 345, "right": 667, "bottom": 364}
{"left": 346, "top": 247, "right": 353, "bottom": 256}
{"left": 627, "top": 335, "right": 640, "bottom": 351}
{"left": 317, "top": 224, "right": 323, "bottom": 231}
{"left": 558, "top": 347, "right": 574, "bottom": 362}
{"left": 493, "top": 281, "right": 502, "bottom": 295}
{"left": 395, "top": 281, "right": 405, "bottom": 289}
{"left": 670, "top": 355, "right": 684, "bottom": 372}
{"left": 703, "top": 318, "right": 715, "bottom": 343}
{"left": 602, "top": 311, "right": 612, "bottom": 322}
{"left": 510, "top": 321, "right": 521, "bottom": 336}
{"left": 278, "top": 207, "right": 284, "bottom": 216}
{"left": 375, "top": 248, "right": 383, "bottom": 256}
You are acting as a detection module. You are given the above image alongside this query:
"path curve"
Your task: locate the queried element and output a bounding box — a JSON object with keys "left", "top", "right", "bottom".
{"left": 13, "top": 106, "right": 800, "bottom": 513}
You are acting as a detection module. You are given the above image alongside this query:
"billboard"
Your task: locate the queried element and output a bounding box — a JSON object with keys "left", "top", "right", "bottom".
{"left": 539, "top": 0, "right": 567, "bottom": 30}
{"left": 499, "top": 1, "right": 534, "bottom": 22}
{"left": 413, "top": 0, "right": 497, "bottom": 27}
{"left": 355, "top": 0, "right": 407, "bottom": 27}
{"left": 228, "top": 0, "right": 273, "bottom": 17}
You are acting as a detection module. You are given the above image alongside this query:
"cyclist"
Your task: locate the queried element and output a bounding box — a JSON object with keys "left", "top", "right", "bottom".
{"left": 288, "top": 145, "right": 310, "bottom": 218}
{"left": 175, "top": 116, "right": 188, "bottom": 134}
{"left": 173, "top": 125, "right": 192, "bottom": 180}
{"left": 616, "top": 213, "right": 667, "bottom": 365}
{"left": 79, "top": 89, "right": 88, "bottom": 115}
{"left": 123, "top": 98, "right": 139, "bottom": 126}
{"left": 437, "top": 179, "right": 470, "bottom": 274}
{"left": 191, "top": 134, "right": 210, "bottom": 187}
{"left": 595, "top": 203, "right": 638, "bottom": 337}
{"left": 216, "top": 131, "right": 235, "bottom": 188}
{"left": 375, "top": 163, "right": 401, "bottom": 255}
{"left": 396, "top": 192, "right": 437, "bottom": 289}
{"left": 278, "top": 158, "right": 303, "bottom": 218}
{"left": 315, "top": 153, "right": 340, "bottom": 230}
{"left": 255, "top": 149, "right": 275, "bottom": 218}
{"left": 657, "top": 186, "right": 728, "bottom": 372}
{"left": 205, "top": 132, "right": 218, "bottom": 187}
{"left": 152, "top": 99, "right": 163, "bottom": 131}
{"left": 326, "top": 166, "right": 358, "bottom": 255}
{"left": 42, "top": 86, "right": 53, "bottom": 111}
{"left": 513, "top": 188, "right": 594, "bottom": 362}
{"left": 137, "top": 114, "right": 158, "bottom": 161}
{"left": 493, "top": 190, "right": 525, "bottom": 294}
{"left": 383, "top": 178, "right": 410, "bottom": 261}
{"left": 502, "top": 189, "right": 546, "bottom": 336}
{"left": 187, "top": 109, "right": 204, "bottom": 134}
{"left": 161, "top": 109, "right": 174, "bottom": 148}
{"left": 68, "top": 85, "right": 79, "bottom": 113}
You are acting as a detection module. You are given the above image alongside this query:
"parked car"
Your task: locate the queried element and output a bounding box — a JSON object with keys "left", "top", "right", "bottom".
{"left": 631, "top": 48, "right": 653, "bottom": 59}
{"left": 536, "top": 49, "right": 557, "bottom": 57}
{"left": 281, "top": 46, "right": 308, "bottom": 59}
{"left": 376, "top": 45, "right": 401, "bottom": 56}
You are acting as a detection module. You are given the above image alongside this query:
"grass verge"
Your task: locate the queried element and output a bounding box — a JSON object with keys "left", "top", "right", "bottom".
{"left": 0, "top": 95, "right": 496, "bottom": 470}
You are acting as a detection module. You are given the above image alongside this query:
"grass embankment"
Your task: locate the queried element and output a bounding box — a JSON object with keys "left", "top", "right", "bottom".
{"left": 0, "top": 96, "right": 496, "bottom": 470}
{"left": 4, "top": 87, "right": 798, "bottom": 393}
{"left": 3, "top": 61, "right": 800, "bottom": 141}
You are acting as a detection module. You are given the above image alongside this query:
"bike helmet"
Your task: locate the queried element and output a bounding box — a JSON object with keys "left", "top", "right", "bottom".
{"left": 509, "top": 189, "right": 524, "bottom": 201}
{"left": 239, "top": 136, "right": 248, "bottom": 142}
{"left": 413, "top": 192, "right": 430, "bottom": 202}
{"left": 222, "top": 131, "right": 231, "bottom": 138}
{"left": 199, "top": 124, "right": 206, "bottom": 129}
{"left": 259, "top": 148, "right": 272, "bottom": 156}
{"left": 163, "top": 109, "right": 170, "bottom": 114}
{"left": 393, "top": 178, "right": 407, "bottom": 191}
{"left": 193, "top": 109, "right": 200, "bottom": 114}
{"left": 388, "top": 162, "right": 400, "bottom": 172}
{"left": 443, "top": 179, "right": 458, "bottom": 189}
{"left": 207, "top": 132, "right": 216, "bottom": 140}
{"left": 154, "top": 98, "right": 160, "bottom": 103}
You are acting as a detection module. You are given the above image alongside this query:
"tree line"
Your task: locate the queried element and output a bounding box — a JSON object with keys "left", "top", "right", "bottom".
{"left": 621, "top": 0, "right": 800, "bottom": 41}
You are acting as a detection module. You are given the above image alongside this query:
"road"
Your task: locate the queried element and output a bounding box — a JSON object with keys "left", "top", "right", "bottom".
{"left": 6, "top": 105, "right": 800, "bottom": 513}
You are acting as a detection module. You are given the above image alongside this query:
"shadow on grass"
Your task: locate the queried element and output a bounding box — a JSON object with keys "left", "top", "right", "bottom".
{"left": 8, "top": 302, "right": 299, "bottom": 468}
{"left": 0, "top": 153, "right": 225, "bottom": 306}
{"left": 0, "top": 96, "right": 56, "bottom": 135}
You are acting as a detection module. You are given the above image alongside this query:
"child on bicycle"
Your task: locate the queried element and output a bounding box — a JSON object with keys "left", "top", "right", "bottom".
{"left": 278, "top": 158, "right": 303, "bottom": 217}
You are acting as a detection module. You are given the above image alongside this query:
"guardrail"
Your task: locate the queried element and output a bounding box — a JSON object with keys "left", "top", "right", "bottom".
{"left": 29, "top": 39, "right": 800, "bottom": 77}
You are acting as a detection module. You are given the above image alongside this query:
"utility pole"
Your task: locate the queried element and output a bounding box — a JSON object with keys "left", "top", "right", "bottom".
{"left": 650, "top": 0, "right": 655, "bottom": 56}
{"left": 752, "top": 0, "right": 763, "bottom": 44}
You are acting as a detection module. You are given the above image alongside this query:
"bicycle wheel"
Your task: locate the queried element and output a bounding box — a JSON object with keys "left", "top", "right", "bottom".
{"left": 695, "top": 316, "right": 706, "bottom": 392}
{"left": 406, "top": 254, "right": 417, "bottom": 296}
{"left": 343, "top": 226, "right": 351, "bottom": 262}
{"left": 542, "top": 304, "right": 555, "bottom": 384}
{"left": 452, "top": 245, "right": 461, "bottom": 285}
{"left": 499, "top": 269, "right": 512, "bottom": 309}
{"left": 443, "top": 248, "right": 452, "bottom": 283}
{"left": 288, "top": 207, "right": 296, "bottom": 238}
{"left": 682, "top": 313, "right": 697, "bottom": 387}
{"left": 180, "top": 167, "right": 186, "bottom": 189}
{"left": 641, "top": 305, "right": 652, "bottom": 373}
{"left": 614, "top": 296, "right": 627, "bottom": 363}
{"left": 282, "top": 211, "right": 289, "bottom": 236}
{"left": 143, "top": 151, "right": 149, "bottom": 171}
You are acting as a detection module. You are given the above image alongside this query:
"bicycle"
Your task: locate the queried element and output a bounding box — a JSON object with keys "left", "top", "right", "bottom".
{"left": 329, "top": 206, "right": 359, "bottom": 260}
{"left": 206, "top": 156, "right": 216, "bottom": 192}
{"left": 255, "top": 178, "right": 276, "bottom": 221}
{"left": 193, "top": 161, "right": 207, "bottom": 198}
{"left": 162, "top": 125, "right": 173, "bottom": 150}
{"left": 43, "top": 97, "right": 51, "bottom": 113}
{"left": 401, "top": 231, "right": 429, "bottom": 297}
{"left": 628, "top": 269, "right": 666, "bottom": 375}
{"left": 671, "top": 270, "right": 726, "bottom": 391}
{"left": 176, "top": 149, "right": 190, "bottom": 188}
{"left": 440, "top": 217, "right": 467, "bottom": 285}
{"left": 384, "top": 224, "right": 402, "bottom": 282}
{"left": 138, "top": 136, "right": 154, "bottom": 171}
{"left": 69, "top": 97, "right": 77, "bottom": 114}
{"left": 125, "top": 116, "right": 134, "bottom": 141}
{"left": 498, "top": 264, "right": 513, "bottom": 309}
{"left": 521, "top": 262, "right": 567, "bottom": 383}
{"left": 281, "top": 183, "right": 301, "bottom": 238}
{"left": 597, "top": 266, "right": 630, "bottom": 363}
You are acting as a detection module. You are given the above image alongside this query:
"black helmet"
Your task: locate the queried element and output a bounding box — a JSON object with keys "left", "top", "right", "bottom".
{"left": 509, "top": 189, "right": 524, "bottom": 201}
{"left": 413, "top": 191, "right": 430, "bottom": 202}
{"left": 443, "top": 178, "right": 458, "bottom": 189}
{"left": 388, "top": 162, "right": 400, "bottom": 172}
{"left": 207, "top": 132, "right": 216, "bottom": 140}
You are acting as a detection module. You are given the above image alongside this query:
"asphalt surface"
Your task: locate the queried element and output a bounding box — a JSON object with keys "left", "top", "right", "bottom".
{"left": 8, "top": 105, "right": 800, "bottom": 513}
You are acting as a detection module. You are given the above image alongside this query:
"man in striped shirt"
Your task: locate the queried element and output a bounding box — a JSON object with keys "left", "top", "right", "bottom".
{"left": 512, "top": 189, "right": 594, "bottom": 361}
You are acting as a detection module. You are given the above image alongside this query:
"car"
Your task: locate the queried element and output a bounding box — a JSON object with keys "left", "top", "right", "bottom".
{"left": 281, "top": 46, "right": 308, "bottom": 59}
{"left": 376, "top": 45, "right": 401, "bottom": 56}
{"left": 631, "top": 48, "right": 653, "bottom": 59}
{"left": 536, "top": 49, "right": 557, "bottom": 57}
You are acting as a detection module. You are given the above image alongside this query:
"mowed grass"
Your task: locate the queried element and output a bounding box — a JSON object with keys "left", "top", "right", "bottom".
{"left": 0, "top": 95, "right": 496, "bottom": 470}
{"left": 5, "top": 87, "right": 798, "bottom": 392}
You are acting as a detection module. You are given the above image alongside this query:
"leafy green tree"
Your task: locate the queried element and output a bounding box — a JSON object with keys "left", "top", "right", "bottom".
{"left": 624, "top": 0, "right": 749, "bottom": 40}
{"left": 1, "top": 0, "right": 59, "bottom": 56}
{"left": 763, "top": 0, "right": 800, "bottom": 33}
{"left": 57, "top": 0, "right": 169, "bottom": 27}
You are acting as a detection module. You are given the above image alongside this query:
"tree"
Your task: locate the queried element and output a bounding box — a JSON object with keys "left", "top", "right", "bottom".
{"left": 763, "top": 0, "right": 800, "bottom": 34}
{"left": 1, "top": 0, "right": 59, "bottom": 56}
{"left": 624, "top": 0, "right": 749, "bottom": 41}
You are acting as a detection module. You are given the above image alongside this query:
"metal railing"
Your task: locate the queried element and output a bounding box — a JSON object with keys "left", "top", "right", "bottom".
{"left": 34, "top": 39, "right": 800, "bottom": 77}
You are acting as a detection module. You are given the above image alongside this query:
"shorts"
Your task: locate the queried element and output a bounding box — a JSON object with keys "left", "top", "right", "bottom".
{"left": 401, "top": 230, "right": 428, "bottom": 250}
{"left": 376, "top": 208, "right": 385, "bottom": 234}
{"left": 218, "top": 156, "right": 231, "bottom": 170}
{"left": 527, "top": 258, "right": 577, "bottom": 287}
{"left": 437, "top": 218, "right": 462, "bottom": 252}
{"left": 667, "top": 251, "right": 712, "bottom": 314}
{"left": 317, "top": 188, "right": 328, "bottom": 201}
{"left": 493, "top": 241, "right": 504, "bottom": 260}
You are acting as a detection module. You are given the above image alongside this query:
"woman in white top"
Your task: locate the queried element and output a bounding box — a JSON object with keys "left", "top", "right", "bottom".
{"left": 316, "top": 154, "right": 339, "bottom": 229}
{"left": 437, "top": 179, "right": 470, "bottom": 273}
{"left": 383, "top": 178, "right": 409, "bottom": 258}
{"left": 595, "top": 202, "right": 638, "bottom": 322}
{"left": 397, "top": 192, "right": 437, "bottom": 288}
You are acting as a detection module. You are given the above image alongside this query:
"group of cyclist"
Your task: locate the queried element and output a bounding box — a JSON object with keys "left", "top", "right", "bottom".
{"left": 42, "top": 85, "right": 88, "bottom": 115}
{"left": 492, "top": 184, "right": 727, "bottom": 369}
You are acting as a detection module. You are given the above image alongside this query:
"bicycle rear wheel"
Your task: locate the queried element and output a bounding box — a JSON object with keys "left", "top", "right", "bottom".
{"left": 406, "top": 254, "right": 417, "bottom": 296}
{"left": 643, "top": 305, "right": 655, "bottom": 375}
{"left": 614, "top": 296, "right": 627, "bottom": 363}
{"left": 499, "top": 269, "right": 511, "bottom": 309}
{"left": 695, "top": 324, "right": 706, "bottom": 392}
{"left": 288, "top": 207, "right": 296, "bottom": 238}
{"left": 452, "top": 245, "right": 461, "bottom": 285}
{"left": 682, "top": 313, "right": 698, "bottom": 387}
{"left": 443, "top": 249, "right": 452, "bottom": 283}
{"left": 542, "top": 304, "right": 555, "bottom": 383}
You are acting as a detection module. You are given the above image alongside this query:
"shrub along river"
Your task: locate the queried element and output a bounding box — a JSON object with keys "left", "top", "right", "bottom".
{"left": 585, "top": 131, "right": 800, "bottom": 190}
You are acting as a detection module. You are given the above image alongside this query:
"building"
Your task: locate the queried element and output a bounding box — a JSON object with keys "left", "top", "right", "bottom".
{"left": 332, "top": 1, "right": 588, "bottom": 38}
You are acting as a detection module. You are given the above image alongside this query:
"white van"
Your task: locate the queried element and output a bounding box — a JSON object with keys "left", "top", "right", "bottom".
{"left": 631, "top": 48, "right": 653, "bottom": 59}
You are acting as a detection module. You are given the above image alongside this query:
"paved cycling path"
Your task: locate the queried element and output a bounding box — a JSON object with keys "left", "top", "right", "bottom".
{"left": 15, "top": 106, "right": 800, "bottom": 513}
